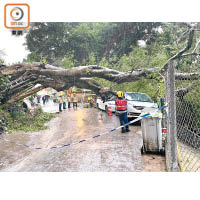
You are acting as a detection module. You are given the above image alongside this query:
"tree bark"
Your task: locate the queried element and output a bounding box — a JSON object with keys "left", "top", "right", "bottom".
{"left": 7, "top": 85, "right": 44, "bottom": 103}
{"left": 1, "top": 62, "right": 200, "bottom": 104}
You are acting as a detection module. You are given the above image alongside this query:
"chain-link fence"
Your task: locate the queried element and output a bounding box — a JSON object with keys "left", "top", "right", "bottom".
{"left": 166, "top": 61, "right": 200, "bottom": 172}
{"left": 176, "top": 64, "right": 200, "bottom": 172}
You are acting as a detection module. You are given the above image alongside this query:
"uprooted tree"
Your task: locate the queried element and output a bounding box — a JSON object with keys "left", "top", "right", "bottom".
{"left": 1, "top": 23, "right": 200, "bottom": 105}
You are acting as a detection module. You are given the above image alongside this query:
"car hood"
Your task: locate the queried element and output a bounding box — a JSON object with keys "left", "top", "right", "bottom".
{"left": 106, "top": 100, "right": 115, "bottom": 104}
{"left": 127, "top": 101, "right": 156, "bottom": 107}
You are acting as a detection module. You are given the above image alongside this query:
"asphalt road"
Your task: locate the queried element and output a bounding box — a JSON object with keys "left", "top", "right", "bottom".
{"left": 0, "top": 102, "right": 166, "bottom": 172}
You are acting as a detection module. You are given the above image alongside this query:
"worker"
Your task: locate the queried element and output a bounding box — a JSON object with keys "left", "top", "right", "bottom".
{"left": 53, "top": 96, "right": 57, "bottom": 103}
{"left": 58, "top": 95, "right": 63, "bottom": 112}
{"left": 88, "top": 97, "right": 93, "bottom": 108}
{"left": 36, "top": 95, "right": 41, "bottom": 104}
{"left": 72, "top": 94, "right": 78, "bottom": 109}
{"left": 157, "top": 97, "right": 164, "bottom": 108}
{"left": 62, "top": 95, "right": 66, "bottom": 109}
{"left": 115, "top": 91, "right": 130, "bottom": 133}
{"left": 42, "top": 96, "right": 46, "bottom": 105}
{"left": 67, "top": 95, "right": 71, "bottom": 108}
{"left": 22, "top": 101, "right": 28, "bottom": 112}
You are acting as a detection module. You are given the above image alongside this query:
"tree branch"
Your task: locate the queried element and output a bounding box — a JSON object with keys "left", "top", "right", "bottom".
{"left": 7, "top": 85, "right": 44, "bottom": 103}
{"left": 161, "top": 29, "right": 195, "bottom": 71}
{"left": 1, "top": 62, "right": 200, "bottom": 104}
{"left": 176, "top": 81, "right": 199, "bottom": 98}
{"left": 181, "top": 38, "right": 200, "bottom": 57}
{"left": 175, "top": 72, "right": 200, "bottom": 80}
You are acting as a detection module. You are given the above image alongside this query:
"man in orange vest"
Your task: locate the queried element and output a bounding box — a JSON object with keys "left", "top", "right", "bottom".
{"left": 115, "top": 91, "right": 130, "bottom": 133}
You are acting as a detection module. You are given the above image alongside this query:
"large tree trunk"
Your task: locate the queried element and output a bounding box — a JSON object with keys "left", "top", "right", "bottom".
{"left": 1, "top": 62, "right": 200, "bottom": 104}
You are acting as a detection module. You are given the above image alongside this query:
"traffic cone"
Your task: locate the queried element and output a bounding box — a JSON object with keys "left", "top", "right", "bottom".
{"left": 108, "top": 107, "right": 112, "bottom": 116}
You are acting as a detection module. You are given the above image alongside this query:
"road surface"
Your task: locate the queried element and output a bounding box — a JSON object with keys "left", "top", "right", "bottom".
{"left": 0, "top": 102, "right": 166, "bottom": 172}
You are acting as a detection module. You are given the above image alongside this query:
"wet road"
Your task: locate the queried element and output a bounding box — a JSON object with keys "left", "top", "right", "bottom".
{"left": 0, "top": 103, "right": 166, "bottom": 172}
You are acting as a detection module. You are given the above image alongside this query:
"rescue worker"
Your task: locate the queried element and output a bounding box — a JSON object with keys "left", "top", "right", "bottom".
{"left": 67, "top": 95, "right": 71, "bottom": 108}
{"left": 36, "top": 95, "right": 41, "bottom": 104}
{"left": 58, "top": 95, "right": 63, "bottom": 112}
{"left": 22, "top": 101, "right": 28, "bottom": 113}
{"left": 72, "top": 94, "right": 78, "bottom": 109}
{"left": 42, "top": 96, "right": 46, "bottom": 105}
{"left": 115, "top": 91, "right": 130, "bottom": 133}
{"left": 62, "top": 95, "right": 66, "bottom": 109}
{"left": 88, "top": 97, "right": 93, "bottom": 108}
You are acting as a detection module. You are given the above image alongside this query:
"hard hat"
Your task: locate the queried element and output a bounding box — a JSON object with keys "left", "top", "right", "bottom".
{"left": 58, "top": 91, "right": 64, "bottom": 97}
{"left": 117, "top": 91, "right": 123, "bottom": 98}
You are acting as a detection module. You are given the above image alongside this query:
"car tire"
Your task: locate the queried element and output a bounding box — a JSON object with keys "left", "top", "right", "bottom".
{"left": 141, "top": 145, "right": 146, "bottom": 154}
{"left": 96, "top": 103, "right": 99, "bottom": 109}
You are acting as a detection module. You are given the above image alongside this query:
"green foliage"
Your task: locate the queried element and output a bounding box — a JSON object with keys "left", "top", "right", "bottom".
{"left": 40, "top": 57, "right": 48, "bottom": 64}
{"left": 28, "top": 94, "right": 37, "bottom": 104}
{"left": 60, "top": 53, "right": 77, "bottom": 68}
{"left": 176, "top": 83, "right": 200, "bottom": 130}
{"left": 99, "top": 57, "right": 111, "bottom": 68}
{"left": 93, "top": 40, "right": 168, "bottom": 100}
{"left": 117, "top": 47, "right": 149, "bottom": 71}
{"left": 0, "top": 58, "right": 4, "bottom": 64}
{"left": 0, "top": 76, "right": 10, "bottom": 91}
{"left": 6, "top": 107, "right": 56, "bottom": 132}
{"left": 25, "top": 52, "right": 41, "bottom": 63}
{"left": 88, "top": 52, "right": 97, "bottom": 65}
{"left": 0, "top": 59, "right": 11, "bottom": 102}
{"left": 112, "top": 78, "right": 164, "bottom": 102}
{"left": 25, "top": 22, "right": 162, "bottom": 65}
{"left": 71, "top": 87, "right": 82, "bottom": 93}
{"left": 96, "top": 22, "right": 162, "bottom": 59}
{"left": 24, "top": 22, "right": 200, "bottom": 105}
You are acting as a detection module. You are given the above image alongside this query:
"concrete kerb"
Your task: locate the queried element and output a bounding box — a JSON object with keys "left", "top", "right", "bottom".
{"left": 177, "top": 143, "right": 184, "bottom": 172}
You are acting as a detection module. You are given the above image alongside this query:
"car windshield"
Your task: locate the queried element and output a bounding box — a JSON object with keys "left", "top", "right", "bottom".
{"left": 107, "top": 96, "right": 117, "bottom": 101}
{"left": 125, "top": 93, "right": 153, "bottom": 103}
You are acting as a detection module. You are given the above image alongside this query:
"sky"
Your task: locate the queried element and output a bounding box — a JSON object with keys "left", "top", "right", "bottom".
{"left": 0, "top": 28, "right": 29, "bottom": 64}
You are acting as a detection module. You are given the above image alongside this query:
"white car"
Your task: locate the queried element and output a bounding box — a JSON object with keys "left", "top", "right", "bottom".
{"left": 96, "top": 97, "right": 104, "bottom": 110}
{"left": 125, "top": 92, "right": 157, "bottom": 118}
{"left": 96, "top": 96, "right": 116, "bottom": 113}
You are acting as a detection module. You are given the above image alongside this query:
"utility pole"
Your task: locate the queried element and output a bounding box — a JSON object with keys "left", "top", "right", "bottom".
{"left": 165, "top": 60, "right": 179, "bottom": 172}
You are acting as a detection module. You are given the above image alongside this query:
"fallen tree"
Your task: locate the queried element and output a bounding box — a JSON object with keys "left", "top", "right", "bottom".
{"left": 1, "top": 62, "right": 200, "bottom": 104}
{"left": 1, "top": 23, "right": 200, "bottom": 104}
{"left": 0, "top": 63, "right": 158, "bottom": 103}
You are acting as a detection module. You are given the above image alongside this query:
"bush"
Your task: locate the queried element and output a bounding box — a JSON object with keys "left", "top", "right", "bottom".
{"left": 5, "top": 106, "right": 56, "bottom": 132}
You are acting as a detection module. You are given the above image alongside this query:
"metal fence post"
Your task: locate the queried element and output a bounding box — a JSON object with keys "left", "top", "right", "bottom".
{"left": 166, "top": 60, "right": 179, "bottom": 172}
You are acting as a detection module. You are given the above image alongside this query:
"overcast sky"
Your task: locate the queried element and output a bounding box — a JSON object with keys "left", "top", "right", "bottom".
{"left": 0, "top": 28, "right": 29, "bottom": 64}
